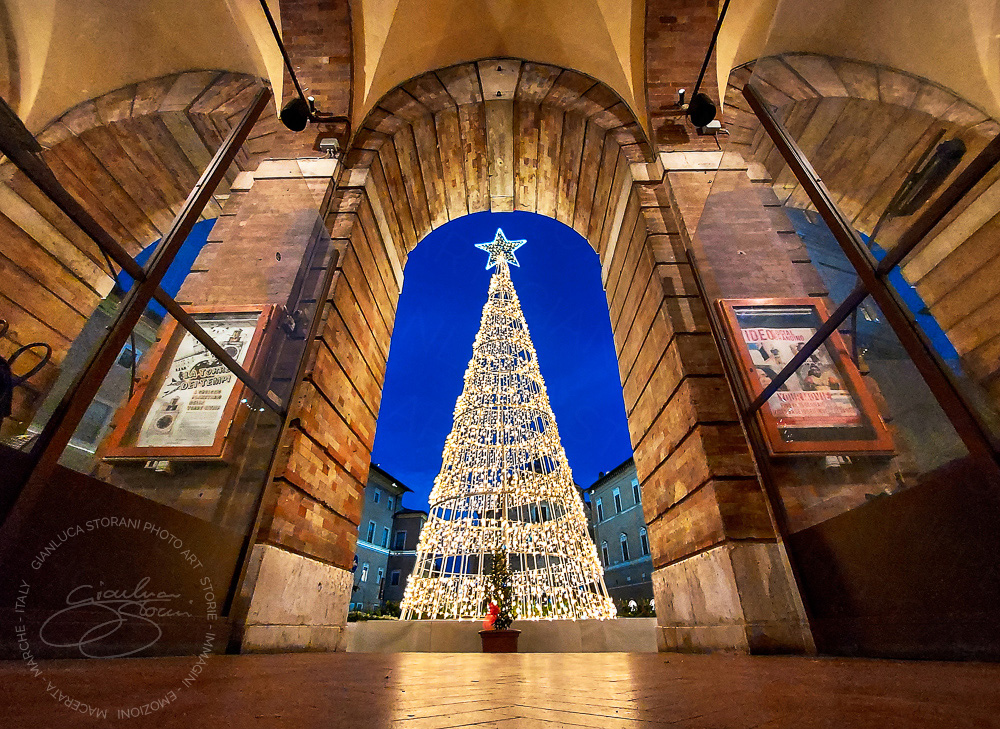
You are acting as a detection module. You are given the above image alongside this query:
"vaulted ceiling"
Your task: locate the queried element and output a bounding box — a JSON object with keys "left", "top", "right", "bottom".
{"left": 717, "top": 0, "right": 1000, "bottom": 120}
{"left": 351, "top": 0, "right": 646, "bottom": 131}
{"left": 0, "top": 0, "right": 285, "bottom": 132}
{"left": 3, "top": 0, "right": 997, "bottom": 146}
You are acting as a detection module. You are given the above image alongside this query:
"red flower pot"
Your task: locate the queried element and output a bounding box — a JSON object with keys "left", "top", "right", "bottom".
{"left": 479, "top": 629, "right": 521, "bottom": 653}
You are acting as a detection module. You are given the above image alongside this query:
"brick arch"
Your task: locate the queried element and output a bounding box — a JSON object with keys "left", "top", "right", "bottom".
{"left": 723, "top": 53, "right": 999, "bottom": 237}
{"left": 32, "top": 70, "right": 285, "bottom": 254}
{"left": 0, "top": 70, "right": 282, "bottom": 430}
{"left": 345, "top": 59, "right": 655, "bottom": 253}
{"left": 249, "top": 58, "right": 803, "bottom": 653}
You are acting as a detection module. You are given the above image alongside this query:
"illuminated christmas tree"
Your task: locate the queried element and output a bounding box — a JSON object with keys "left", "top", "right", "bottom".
{"left": 400, "top": 229, "right": 615, "bottom": 621}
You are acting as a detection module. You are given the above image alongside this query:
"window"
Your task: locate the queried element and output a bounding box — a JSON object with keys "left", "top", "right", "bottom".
{"left": 376, "top": 567, "right": 384, "bottom": 584}
{"left": 601, "top": 541, "right": 609, "bottom": 566}
{"left": 596, "top": 498, "right": 604, "bottom": 522}
{"left": 620, "top": 533, "right": 629, "bottom": 562}
{"left": 366, "top": 521, "right": 375, "bottom": 542}
{"left": 640, "top": 527, "right": 649, "bottom": 557}
{"left": 387, "top": 496, "right": 394, "bottom": 511}
{"left": 541, "top": 504, "right": 549, "bottom": 521}
{"left": 360, "top": 563, "right": 369, "bottom": 582}
{"left": 390, "top": 570, "right": 400, "bottom": 586}
{"left": 117, "top": 343, "right": 142, "bottom": 368}
{"left": 394, "top": 530, "right": 407, "bottom": 550}
{"left": 632, "top": 478, "right": 640, "bottom": 506}
{"left": 373, "top": 490, "right": 380, "bottom": 503}
{"left": 613, "top": 488, "right": 622, "bottom": 513}
{"left": 382, "top": 527, "right": 390, "bottom": 548}
{"left": 73, "top": 400, "right": 113, "bottom": 446}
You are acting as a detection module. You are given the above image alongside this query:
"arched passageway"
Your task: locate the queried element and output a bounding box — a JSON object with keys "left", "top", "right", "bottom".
{"left": 3, "top": 35, "right": 997, "bottom": 663}
{"left": 220, "top": 59, "right": 806, "bottom": 653}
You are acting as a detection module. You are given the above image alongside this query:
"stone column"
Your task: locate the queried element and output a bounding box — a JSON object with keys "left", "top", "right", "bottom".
{"left": 178, "top": 156, "right": 362, "bottom": 651}
{"left": 617, "top": 151, "right": 815, "bottom": 653}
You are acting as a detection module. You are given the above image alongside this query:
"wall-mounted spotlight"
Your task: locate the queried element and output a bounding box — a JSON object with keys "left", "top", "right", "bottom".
{"left": 280, "top": 96, "right": 311, "bottom": 132}
{"left": 259, "top": 0, "right": 350, "bottom": 137}
{"left": 687, "top": 93, "right": 717, "bottom": 128}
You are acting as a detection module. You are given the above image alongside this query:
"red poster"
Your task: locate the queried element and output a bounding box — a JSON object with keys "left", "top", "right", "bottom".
{"left": 719, "top": 299, "right": 894, "bottom": 456}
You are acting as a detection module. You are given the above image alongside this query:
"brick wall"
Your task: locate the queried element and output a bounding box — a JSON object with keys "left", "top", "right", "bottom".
{"left": 602, "top": 168, "right": 776, "bottom": 572}
{"left": 258, "top": 167, "right": 402, "bottom": 571}
{"left": 645, "top": 0, "right": 722, "bottom": 150}
{"left": 279, "top": 0, "right": 352, "bottom": 118}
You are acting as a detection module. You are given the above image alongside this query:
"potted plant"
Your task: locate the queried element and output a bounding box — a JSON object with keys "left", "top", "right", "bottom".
{"left": 479, "top": 547, "right": 520, "bottom": 652}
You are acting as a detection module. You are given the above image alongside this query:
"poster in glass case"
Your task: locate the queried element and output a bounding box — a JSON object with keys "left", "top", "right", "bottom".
{"left": 718, "top": 298, "right": 894, "bottom": 456}
{"left": 103, "top": 305, "right": 277, "bottom": 461}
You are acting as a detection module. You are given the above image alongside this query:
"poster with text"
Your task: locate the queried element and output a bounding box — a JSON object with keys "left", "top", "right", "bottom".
{"left": 136, "top": 314, "right": 258, "bottom": 448}
{"left": 719, "top": 299, "right": 894, "bottom": 456}
{"left": 741, "top": 324, "right": 861, "bottom": 430}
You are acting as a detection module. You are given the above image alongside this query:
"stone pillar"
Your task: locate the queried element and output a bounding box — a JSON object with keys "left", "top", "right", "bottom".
{"left": 230, "top": 159, "right": 404, "bottom": 651}
{"left": 177, "top": 156, "right": 363, "bottom": 651}
{"left": 608, "top": 152, "right": 814, "bottom": 653}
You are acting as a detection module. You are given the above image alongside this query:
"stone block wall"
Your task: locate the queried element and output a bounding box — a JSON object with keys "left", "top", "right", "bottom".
{"left": 260, "top": 173, "right": 403, "bottom": 573}
{"left": 594, "top": 153, "right": 812, "bottom": 653}
{"left": 170, "top": 156, "right": 371, "bottom": 650}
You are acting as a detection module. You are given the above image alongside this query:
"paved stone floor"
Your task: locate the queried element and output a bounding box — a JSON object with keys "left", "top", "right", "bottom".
{"left": 0, "top": 652, "right": 998, "bottom": 728}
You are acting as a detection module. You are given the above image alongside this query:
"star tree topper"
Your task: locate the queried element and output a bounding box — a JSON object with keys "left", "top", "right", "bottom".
{"left": 475, "top": 228, "right": 526, "bottom": 269}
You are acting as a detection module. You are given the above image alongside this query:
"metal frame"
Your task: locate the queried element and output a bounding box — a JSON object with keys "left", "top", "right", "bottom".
{"left": 678, "top": 81, "right": 1000, "bottom": 653}
{"left": 0, "top": 83, "right": 350, "bottom": 646}
{"left": 0, "top": 88, "right": 278, "bottom": 523}
{"left": 743, "top": 81, "right": 1000, "bottom": 466}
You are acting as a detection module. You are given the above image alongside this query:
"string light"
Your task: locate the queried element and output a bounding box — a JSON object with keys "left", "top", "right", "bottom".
{"left": 400, "top": 230, "right": 616, "bottom": 621}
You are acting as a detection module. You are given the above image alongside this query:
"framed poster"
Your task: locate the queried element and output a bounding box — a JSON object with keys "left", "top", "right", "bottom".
{"left": 718, "top": 298, "right": 894, "bottom": 456}
{"left": 103, "top": 305, "right": 278, "bottom": 461}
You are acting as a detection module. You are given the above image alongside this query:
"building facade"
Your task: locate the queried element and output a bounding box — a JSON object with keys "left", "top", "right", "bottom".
{"left": 350, "top": 465, "right": 427, "bottom": 613}
{"left": 383, "top": 509, "right": 428, "bottom": 606}
{"left": 351, "top": 464, "right": 410, "bottom": 612}
{"left": 584, "top": 459, "right": 653, "bottom": 604}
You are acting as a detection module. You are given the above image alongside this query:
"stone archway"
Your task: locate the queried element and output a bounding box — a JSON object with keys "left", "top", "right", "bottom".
{"left": 238, "top": 58, "right": 809, "bottom": 654}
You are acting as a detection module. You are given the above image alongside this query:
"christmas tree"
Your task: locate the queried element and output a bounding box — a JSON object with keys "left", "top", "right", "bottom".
{"left": 400, "top": 229, "right": 616, "bottom": 621}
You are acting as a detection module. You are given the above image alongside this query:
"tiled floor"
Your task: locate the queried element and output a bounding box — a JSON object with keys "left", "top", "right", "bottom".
{"left": 1, "top": 652, "right": 998, "bottom": 728}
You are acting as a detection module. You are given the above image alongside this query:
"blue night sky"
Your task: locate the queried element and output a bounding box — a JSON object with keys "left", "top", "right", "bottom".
{"left": 370, "top": 211, "right": 634, "bottom": 512}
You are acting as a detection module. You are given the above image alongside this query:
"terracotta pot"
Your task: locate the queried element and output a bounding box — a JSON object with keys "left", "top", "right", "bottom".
{"left": 479, "top": 628, "right": 521, "bottom": 653}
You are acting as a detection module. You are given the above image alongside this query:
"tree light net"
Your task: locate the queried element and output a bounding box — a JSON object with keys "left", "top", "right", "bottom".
{"left": 401, "top": 250, "right": 615, "bottom": 620}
